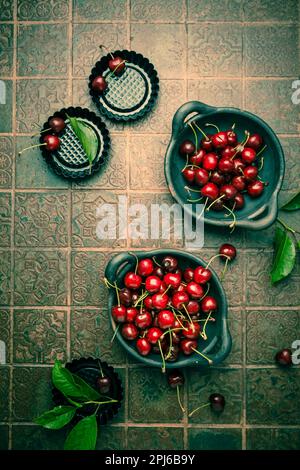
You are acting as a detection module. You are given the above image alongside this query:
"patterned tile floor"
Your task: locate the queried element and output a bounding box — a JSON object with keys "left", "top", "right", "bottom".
{"left": 0, "top": 0, "right": 300, "bottom": 450}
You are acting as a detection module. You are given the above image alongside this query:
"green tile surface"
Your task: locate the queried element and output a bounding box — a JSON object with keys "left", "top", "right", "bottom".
{"left": 188, "top": 428, "right": 242, "bottom": 450}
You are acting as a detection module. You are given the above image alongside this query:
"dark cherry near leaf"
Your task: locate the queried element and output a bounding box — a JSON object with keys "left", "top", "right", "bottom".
{"left": 96, "top": 376, "right": 111, "bottom": 395}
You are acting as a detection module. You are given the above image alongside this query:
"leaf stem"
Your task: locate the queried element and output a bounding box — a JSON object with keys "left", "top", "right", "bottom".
{"left": 277, "top": 218, "right": 296, "bottom": 234}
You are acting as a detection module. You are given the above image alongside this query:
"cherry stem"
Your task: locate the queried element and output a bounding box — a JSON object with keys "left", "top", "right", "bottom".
{"left": 256, "top": 144, "right": 267, "bottom": 157}
{"left": 232, "top": 131, "right": 250, "bottom": 158}
{"left": 114, "top": 281, "right": 120, "bottom": 306}
{"left": 185, "top": 185, "right": 201, "bottom": 193}
{"left": 200, "top": 282, "right": 210, "bottom": 300}
{"left": 188, "top": 402, "right": 210, "bottom": 417}
{"left": 162, "top": 284, "right": 171, "bottom": 296}
{"left": 194, "top": 123, "right": 209, "bottom": 141}
{"left": 197, "top": 197, "right": 208, "bottom": 220}
{"left": 205, "top": 253, "right": 230, "bottom": 270}
{"left": 221, "top": 258, "right": 229, "bottom": 281}
{"left": 110, "top": 324, "right": 120, "bottom": 344}
{"left": 129, "top": 251, "right": 139, "bottom": 274}
{"left": 152, "top": 256, "right": 162, "bottom": 267}
{"left": 107, "top": 60, "right": 126, "bottom": 79}
{"left": 231, "top": 123, "right": 236, "bottom": 130}
{"left": 191, "top": 347, "right": 213, "bottom": 365}
{"left": 258, "top": 157, "right": 264, "bottom": 171}
{"left": 201, "top": 311, "right": 212, "bottom": 340}
{"left": 187, "top": 197, "right": 204, "bottom": 203}
{"left": 182, "top": 303, "right": 194, "bottom": 326}
{"left": 223, "top": 204, "right": 237, "bottom": 233}
{"left": 140, "top": 290, "right": 144, "bottom": 313}
{"left": 158, "top": 340, "right": 166, "bottom": 373}
{"left": 162, "top": 327, "right": 185, "bottom": 338}
{"left": 188, "top": 122, "right": 198, "bottom": 150}
{"left": 18, "top": 142, "right": 46, "bottom": 156}
{"left": 181, "top": 153, "right": 189, "bottom": 172}
{"left": 134, "top": 291, "right": 148, "bottom": 307}
{"left": 170, "top": 307, "right": 188, "bottom": 331}
{"left": 103, "top": 277, "right": 120, "bottom": 290}
{"left": 165, "top": 329, "right": 173, "bottom": 360}
{"left": 99, "top": 44, "right": 114, "bottom": 59}
{"left": 206, "top": 194, "right": 225, "bottom": 212}
{"left": 205, "top": 122, "right": 220, "bottom": 133}
{"left": 277, "top": 218, "right": 296, "bottom": 235}
{"left": 31, "top": 127, "right": 50, "bottom": 138}
{"left": 177, "top": 385, "right": 186, "bottom": 413}
{"left": 98, "top": 360, "right": 104, "bottom": 378}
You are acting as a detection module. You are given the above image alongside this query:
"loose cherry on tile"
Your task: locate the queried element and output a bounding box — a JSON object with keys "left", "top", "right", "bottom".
{"left": 275, "top": 348, "right": 293, "bottom": 366}
{"left": 19, "top": 134, "right": 61, "bottom": 156}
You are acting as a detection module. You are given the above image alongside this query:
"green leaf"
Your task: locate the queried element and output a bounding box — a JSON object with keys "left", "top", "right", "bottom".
{"left": 67, "top": 114, "right": 98, "bottom": 167}
{"left": 52, "top": 361, "right": 101, "bottom": 401}
{"left": 271, "top": 227, "right": 296, "bottom": 284}
{"left": 64, "top": 415, "right": 98, "bottom": 450}
{"left": 281, "top": 191, "right": 300, "bottom": 211}
{"left": 34, "top": 406, "right": 76, "bottom": 430}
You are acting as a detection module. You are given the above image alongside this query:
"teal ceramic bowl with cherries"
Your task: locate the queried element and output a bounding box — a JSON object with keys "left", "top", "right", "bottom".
{"left": 105, "top": 249, "right": 231, "bottom": 369}
{"left": 164, "top": 101, "right": 285, "bottom": 230}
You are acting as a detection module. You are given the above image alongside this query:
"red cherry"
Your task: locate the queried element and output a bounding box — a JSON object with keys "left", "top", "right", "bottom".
{"left": 212, "top": 131, "right": 228, "bottom": 149}
{"left": 144, "top": 296, "right": 153, "bottom": 310}
{"left": 202, "top": 152, "right": 218, "bottom": 171}
{"left": 232, "top": 158, "right": 246, "bottom": 175}
{"left": 108, "top": 56, "right": 125, "bottom": 75}
{"left": 201, "top": 135, "right": 213, "bottom": 151}
{"left": 233, "top": 193, "right": 245, "bottom": 210}
{"left": 182, "top": 322, "right": 201, "bottom": 339}
{"left": 194, "top": 168, "right": 209, "bottom": 186}
{"left": 124, "top": 272, "right": 142, "bottom": 290}
{"left": 221, "top": 146, "right": 236, "bottom": 159}
{"left": 193, "top": 266, "right": 212, "bottom": 284}
{"left": 126, "top": 307, "right": 138, "bottom": 323}
{"left": 179, "top": 140, "right": 195, "bottom": 156}
{"left": 175, "top": 284, "right": 187, "bottom": 293}
{"left": 137, "top": 258, "right": 154, "bottom": 277}
{"left": 136, "top": 338, "right": 151, "bottom": 356}
{"left": 211, "top": 199, "right": 224, "bottom": 211}
{"left": 145, "top": 275, "right": 162, "bottom": 293}
{"left": 182, "top": 167, "right": 195, "bottom": 183}
{"left": 135, "top": 310, "right": 152, "bottom": 329}
{"left": 219, "top": 243, "right": 237, "bottom": 261}
{"left": 180, "top": 339, "right": 198, "bottom": 355}
{"left": 218, "top": 157, "right": 234, "bottom": 174}
{"left": 247, "top": 180, "right": 264, "bottom": 198}
{"left": 152, "top": 266, "right": 164, "bottom": 279}
{"left": 159, "top": 281, "right": 167, "bottom": 293}
{"left": 232, "top": 175, "right": 246, "bottom": 191}
{"left": 43, "top": 134, "right": 60, "bottom": 152}
{"left": 157, "top": 310, "right": 175, "bottom": 330}
{"left": 146, "top": 327, "right": 163, "bottom": 344}
{"left": 210, "top": 170, "right": 225, "bottom": 186}
{"left": 121, "top": 323, "right": 138, "bottom": 340}
{"left": 244, "top": 166, "right": 258, "bottom": 181}
{"left": 275, "top": 348, "right": 293, "bottom": 366}
{"left": 220, "top": 184, "right": 237, "bottom": 200}
{"left": 201, "top": 182, "right": 219, "bottom": 200}
{"left": 164, "top": 272, "right": 182, "bottom": 289}
{"left": 241, "top": 147, "right": 257, "bottom": 164}
{"left": 172, "top": 291, "right": 189, "bottom": 310}
{"left": 201, "top": 296, "right": 218, "bottom": 312}
{"left": 91, "top": 75, "right": 108, "bottom": 93}
{"left": 112, "top": 305, "right": 127, "bottom": 323}
{"left": 190, "top": 149, "right": 206, "bottom": 166}
{"left": 186, "top": 300, "right": 200, "bottom": 314}
{"left": 186, "top": 281, "right": 204, "bottom": 299}
{"left": 226, "top": 130, "right": 238, "bottom": 146}
{"left": 247, "top": 133, "right": 263, "bottom": 150}
{"left": 152, "top": 292, "right": 169, "bottom": 310}
{"left": 119, "top": 288, "right": 132, "bottom": 307}
{"left": 183, "top": 267, "right": 194, "bottom": 283}
{"left": 161, "top": 255, "right": 178, "bottom": 272}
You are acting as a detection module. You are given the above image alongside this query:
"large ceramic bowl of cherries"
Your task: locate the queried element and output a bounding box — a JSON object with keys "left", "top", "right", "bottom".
{"left": 104, "top": 250, "right": 231, "bottom": 370}
{"left": 165, "top": 101, "right": 285, "bottom": 230}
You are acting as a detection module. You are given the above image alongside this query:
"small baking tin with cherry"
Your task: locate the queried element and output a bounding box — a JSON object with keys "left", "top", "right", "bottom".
{"left": 89, "top": 50, "right": 159, "bottom": 122}
{"left": 40, "top": 107, "right": 110, "bottom": 179}
{"left": 52, "top": 357, "right": 123, "bottom": 425}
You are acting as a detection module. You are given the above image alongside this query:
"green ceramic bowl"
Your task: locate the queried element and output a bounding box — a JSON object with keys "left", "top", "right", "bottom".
{"left": 165, "top": 101, "right": 285, "bottom": 230}
{"left": 105, "top": 249, "right": 231, "bottom": 369}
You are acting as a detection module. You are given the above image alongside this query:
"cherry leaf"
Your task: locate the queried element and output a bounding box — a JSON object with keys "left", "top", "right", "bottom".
{"left": 66, "top": 114, "right": 98, "bottom": 168}
{"left": 64, "top": 415, "right": 98, "bottom": 450}
{"left": 34, "top": 406, "right": 76, "bottom": 430}
{"left": 271, "top": 227, "right": 296, "bottom": 284}
{"left": 281, "top": 191, "right": 300, "bottom": 211}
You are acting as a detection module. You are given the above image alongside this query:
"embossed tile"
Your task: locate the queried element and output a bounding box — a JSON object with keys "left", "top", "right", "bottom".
{"left": 130, "top": 80, "right": 185, "bottom": 134}
{"left": 70, "top": 308, "right": 124, "bottom": 363}
{"left": 131, "top": 0, "right": 184, "bottom": 21}
{"left": 127, "top": 427, "right": 184, "bottom": 450}
{"left": 246, "top": 428, "right": 300, "bottom": 450}
{"left": 0, "top": 0, "right": 13, "bottom": 20}
{"left": 16, "top": 79, "right": 68, "bottom": 133}
{"left": 72, "top": 134, "right": 127, "bottom": 190}
{"left": 245, "top": 250, "right": 300, "bottom": 306}
{"left": 14, "top": 192, "right": 69, "bottom": 247}
{"left": 74, "top": 0, "right": 127, "bottom": 21}
{"left": 202, "top": 225, "right": 245, "bottom": 249}
{"left": 73, "top": 24, "right": 128, "bottom": 78}
{"left": 0, "top": 80, "right": 12, "bottom": 132}
{"left": 280, "top": 137, "right": 300, "bottom": 192}
{"left": 245, "top": 79, "right": 300, "bottom": 134}
{"left": 72, "top": 191, "right": 126, "bottom": 248}
{"left": 244, "top": 0, "right": 298, "bottom": 22}
{"left": 188, "top": 428, "right": 242, "bottom": 450}
{"left": 187, "top": 368, "right": 243, "bottom": 424}
{"left": 188, "top": 24, "right": 242, "bottom": 78}
{"left": 0, "top": 192, "right": 11, "bottom": 247}
{"left": 71, "top": 251, "right": 113, "bottom": 306}
{"left": 129, "top": 135, "right": 169, "bottom": 190}
{"left": 187, "top": 0, "right": 243, "bottom": 21}
{"left": 0, "top": 310, "right": 10, "bottom": 363}
{"left": 12, "top": 425, "right": 66, "bottom": 450}
{"left": 131, "top": 24, "right": 185, "bottom": 79}
{"left": 0, "top": 137, "right": 13, "bottom": 189}
{"left": 17, "top": 24, "right": 68, "bottom": 77}
{"left": 17, "top": 0, "right": 69, "bottom": 20}
{"left": 223, "top": 309, "right": 243, "bottom": 365}
{"left": 15, "top": 137, "right": 69, "bottom": 189}
{"left": 96, "top": 426, "right": 126, "bottom": 450}
{"left": 188, "top": 79, "right": 242, "bottom": 108}
{"left": 14, "top": 250, "right": 67, "bottom": 306}
{"left": 13, "top": 309, "right": 67, "bottom": 364}
{"left": 246, "top": 310, "right": 300, "bottom": 365}
{"left": 12, "top": 366, "right": 53, "bottom": 421}
{"left": 0, "top": 367, "right": 9, "bottom": 421}
{"left": 0, "top": 25, "right": 13, "bottom": 76}
{"left": 245, "top": 26, "right": 298, "bottom": 77}
{"left": 0, "top": 250, "right": 11, "bottom": 305}
{"left": 0, "top": 425, "right": 8, "bottom": 450}
{"left": 128, "top": 367, "right": 183, "bottom": 423}
{"left": 246, "top": 368, "right": 300, "bottom": 424}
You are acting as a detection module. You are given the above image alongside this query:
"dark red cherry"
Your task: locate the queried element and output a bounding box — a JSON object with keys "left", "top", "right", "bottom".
{"left": 144, "top": 296, "right": 153, "bottom": 310}
{"left": 218, "top": 157, "right": 234, "bottom": 174}
{"left": 146, "top": 327, "right": 163, "bottom": 344}
{"left": 182, "top": 167, "right": 195, "bottom": 183}
{"left": 201, "top": 183, "right": 219, "bottom": 200}
{"left": 136, "top": 337, "right": 152, "bottom": 356}
{"left": 210, "top": 170, "right": 225, "bottom": 186}
{"left": 186, "top": 300, "right": 200, "bottom": 314}
{"left": 112, "top": 305, "right": 127, "bottom": 323}
{"left": 172, "top": 291, "right": 189, "bottom": 310}
{"left": 201, "top": 296, "right": 218, "bottom": 312}
{"left": 119, "top": 287, "right": 132, "bottom": 307}
{"left": 108, "top": 56, "right": 125, "bottom": 74}
{"left": 232, "top": 158, "right": 246, "bottom": 175}
{"left": 179, "top": 140, "right": 195, "bottom": 156}
{"left": 131, "top": 292, "right": 139, "bottom": 304}
{"left": 165, "top": 344, "right": 179, "bottom": 361}
{"left": 233, "top": 192, "right": 245, "bottom": 210}
{"left": 126, "top": 307, "right": 138, "bottom": 323}
{"left": 232, "top": 175, "right": 246, "bottom": 191}
{"left": 221, "top": 146, "right": 236, "bottom": 159}
{"left": 161, "top": 256, "right": 178, "bottom": 273}
{"left": 96, "top": 376, "right": 111, "bottom": 394}
{"left": 220, "top": 184, "right": 237, "bottom": 200}
{"left": 241, "top": 147, "right": 256, "bottom": 164}
{"left": 145, "top": 275, "right": 162, "bottom": 293}
{"left": 43, "top": 134, "right": 60, "bottom": 152}
{"left": 201, "top": 134, "right": 213, "bottom": 151}
{"left": 219, "top": 243, "right": 237, "bottom": 260}
{"left": 275, "top": 348, "right": 293, "bottom": 366}
{"left": 91, "top": 75, "right": 108, "bottom": 93}
{"left": 183, "top": 267, "right": 194, "bottom": 283}
{"left": 202, "top": 152, "right": 218, "bottom": 171}
{"left": 211, "top": 199, "right": 224, "bottom": 211}
{"left": 175, "top": 284, "right": 187, "bottom": 294}
{"left": 48, "top": 116, "right": 66, "bottom": 134}
{"left": 190, "top": 149, "right": 206, "bottom": 166}
{"left": 212, "top": 131, "right": 228, "bottom": 149}
{"left": 157, "top": 309, "right": 175, "bottom": 330}
{"left": 164, "top": 272, "right": 181, "bottom": 289}
{"left": 135, "top": 310, "right": 152, "bottom": 329}
{"left": 247, "top": 133, "right": 263, "bottom": 150}
{"left": 152, "top": 266, "right": 164, "bottom": 279}
{"left": 121, "top": 323, "right": 138, "bottom": 341}
{"left": 137, "top": 258, "right": 154, "bottom": 277}
{"left": 194, "top": 167, "right": 209, "bottom": 186}
{"left": 243, "top": 165, "right": 258, "bottom": 181}
{"left": 124, "top": 272, "right": 142, "bottom": 290}
{"left": 182, "top": 322, "right": 201, "bottom": 339}
{"left": 180, "top": 339, "right": 198, "bottom": 355}
{"left": 247, "top": 180, "right": 264, "bottom": 198}
{"left": 167, "top": 369, "right": 184, "bottom": 388}
{"left": 152, "top": 292, "right": 169, "bottom": 310}
{"left": 226, "top": 130, "right": 238, "bottom": 146}
{"left": 186, "top": 281, "right": 204, "bottom": 300}
{"left": 193, "top": 266, "right": 212, "bottom": 284}
{"left": 209, "top": 393, "right": 225, "bottom": 412}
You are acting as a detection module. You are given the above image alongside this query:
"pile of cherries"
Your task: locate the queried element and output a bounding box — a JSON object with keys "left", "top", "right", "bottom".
{"left": 91, "top": 48, "right": 126, "bottom": 94}
{"left": 107, "top": 252, "right": 235, "bottom": 370}
{"left": 180, "top": 123, "right": 267, "bottom": 222}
